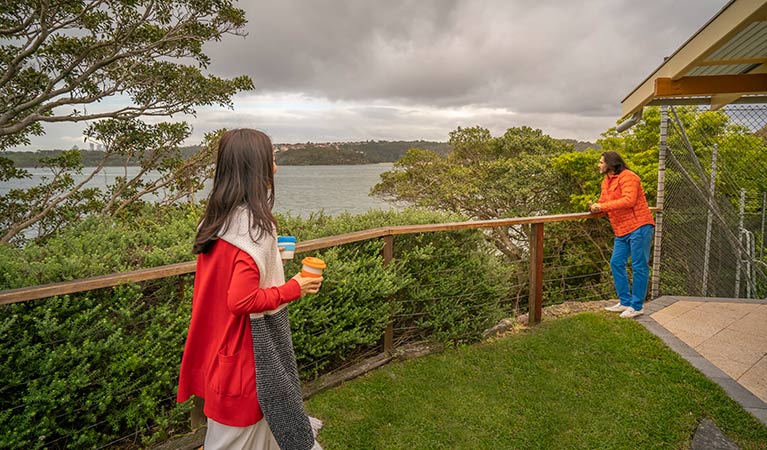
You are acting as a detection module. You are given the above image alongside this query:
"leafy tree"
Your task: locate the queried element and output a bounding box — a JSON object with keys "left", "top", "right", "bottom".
{"left": 0, "top": 0, "right": 254, "bottom": 243}
{"left": 0, "top": 0, "right": 251, "bottom": 148}
{"left": 373, "top": 126, "right": 575, "bottom": 259}
{"left": 0, "top": 122, "right": 221, "bottom": 244}
{"left": 551, "top": 107, "right": 664, "bottom": 213}
{"left": 372, "top": 126, "right": 583, "bottom": 309}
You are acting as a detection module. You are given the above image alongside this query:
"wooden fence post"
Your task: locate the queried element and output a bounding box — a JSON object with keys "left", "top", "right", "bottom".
{"left": 179, "top": 275, "right": 206, "bottom": 429}
{"left": 383, "top": 235, "right": 394, "bottom": 354}
{"left": 529, "top": 223, "right": 544, "bottom": 324}
{"left": 191, "top": 397, "right": 205, "bottom": 429}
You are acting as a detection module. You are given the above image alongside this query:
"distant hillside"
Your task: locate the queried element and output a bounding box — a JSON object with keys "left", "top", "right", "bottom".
{"left": 275, "top": 145, "right": 370, "bottom": 165}
{"left": 2, "top": 146, "right": 202, "bottom": 168}
{"left": 3, "top": 138, "right": 598, "bottom": 167}
{"left": 561, "top": 139, "right": 600, "bottom": 152}
{"left": 274, "top": 140, "right": 451, "bottom": 165}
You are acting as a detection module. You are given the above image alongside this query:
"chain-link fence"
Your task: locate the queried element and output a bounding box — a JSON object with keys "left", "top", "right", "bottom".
{"left": 657, "top": 103, "right": 767, "bottom": 299}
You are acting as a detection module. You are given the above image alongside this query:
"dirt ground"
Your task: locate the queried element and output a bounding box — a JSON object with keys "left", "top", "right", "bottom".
{"left": 485, "top": 299, "right": 618, "bottom": 340}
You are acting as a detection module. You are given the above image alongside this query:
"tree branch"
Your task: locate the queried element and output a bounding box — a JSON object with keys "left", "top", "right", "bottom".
{"left": 1, "top": 2, "right": 244, "bottom": 133}
{"left": 0, "top": 152, "right": 110, "bottom": 243}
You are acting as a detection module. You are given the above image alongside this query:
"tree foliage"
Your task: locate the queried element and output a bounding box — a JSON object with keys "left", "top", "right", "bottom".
{"left": 0, "top": 0, "right": 254, "bottom": 244}
{"left": 552, "top": 108, "right": 662, "bottom": 211}
{"left": 373, "top": 126, "right": 577, "bottom": 219}
{"left": 0, "top": 0, "right": 252, "bottom": 147}
{"left": 0, "top": 123, "right": 221, "bottom": 244}
{"left": 372, "top": 126, "right": 576, "bottom": 260}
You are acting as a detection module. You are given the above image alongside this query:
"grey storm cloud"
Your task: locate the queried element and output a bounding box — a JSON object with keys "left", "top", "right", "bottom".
{"left": 19, "top": 0, "right": 729, "bottom": 149}
{"left": 207, "top": 0, "right": 727, "bottom": 116}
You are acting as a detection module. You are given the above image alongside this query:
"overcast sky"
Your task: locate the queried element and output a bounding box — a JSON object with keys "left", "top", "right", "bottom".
{"left": 24, "top": 0, "right": 728, "bottom": 149}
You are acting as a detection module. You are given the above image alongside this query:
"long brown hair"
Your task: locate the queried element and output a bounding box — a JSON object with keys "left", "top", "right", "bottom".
{"left": 601, "top": 151, "right": 629, "bottom": 175}
{"left": 193, "top": 129, "right": 277, "bottom": 254}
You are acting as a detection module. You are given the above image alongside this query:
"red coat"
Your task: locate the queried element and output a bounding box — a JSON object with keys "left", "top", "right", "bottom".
{"left": 599, "top": 170, "right": 655, "bottom": 237}
{"left": 176, "top": 239, "right": 302, "bottom": 427}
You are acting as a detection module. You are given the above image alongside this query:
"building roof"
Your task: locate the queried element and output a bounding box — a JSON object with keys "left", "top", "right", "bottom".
{"left": 620, "top": 0, "right": 767, "bottom": 120}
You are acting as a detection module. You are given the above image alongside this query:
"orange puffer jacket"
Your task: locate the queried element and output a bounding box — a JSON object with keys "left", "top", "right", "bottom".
{"left": 599, "top": 170, "right": 655, "bottom": 237}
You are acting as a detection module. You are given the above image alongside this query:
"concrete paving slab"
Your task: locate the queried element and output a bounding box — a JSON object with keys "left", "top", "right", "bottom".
{"left": 641, "top": 296, "right": 767, "bottom": 427}
{"left": 639, "top": 318, "right": 704, "bottom": 357}
{"left": 697, "top": 302, "right": 754, "bottom": 322}
{"left": 696, "top": 329, "right": 767, "bottom": 379}
{"left": 727, "top": 305, "right": 767, "bottom": 339}
{"left": 671, "top": 306, "right": 742, "bottom": 330}
{"left": 725, "top": 325, "right": 767, "bottom": 351}
{"left": 649, "top": 300, "right": 703, "bottom": 326}
{"left": 738, "top": 355, "right": 767, "bottom": 404}
{"left": 664, "top": 326, "right": 719, "bottom": 348}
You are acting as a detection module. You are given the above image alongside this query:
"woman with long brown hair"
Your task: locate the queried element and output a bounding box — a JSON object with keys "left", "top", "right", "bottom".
{"left": 177, "top": 129, "right": 323, "bottom": 449}
{"left": 590, "top": 151, "right": 655, "bottom": 319}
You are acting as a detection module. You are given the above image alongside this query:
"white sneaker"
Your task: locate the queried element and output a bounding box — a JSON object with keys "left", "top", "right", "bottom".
{"left": 605, "top": 302, "right": 629, "bottom": 312}
{"left": 620, "top": 307, "right": 644, "bottom": 318}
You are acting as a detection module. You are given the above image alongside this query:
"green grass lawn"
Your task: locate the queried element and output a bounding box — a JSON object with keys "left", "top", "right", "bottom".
{"left": 306, "top": 312, "right": 767, "bottom": 449}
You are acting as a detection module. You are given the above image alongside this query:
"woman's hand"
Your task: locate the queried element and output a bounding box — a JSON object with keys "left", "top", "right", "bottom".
{"left": 589, "top": 201, "right": 602, "bottom": 213}
{"left": 291, "top": 273, "right": 323, "bottom": 296}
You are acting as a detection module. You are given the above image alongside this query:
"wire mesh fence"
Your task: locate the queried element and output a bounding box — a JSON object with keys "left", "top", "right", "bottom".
{"left": 659, "top": 103, "right": 767, "bottom": 299}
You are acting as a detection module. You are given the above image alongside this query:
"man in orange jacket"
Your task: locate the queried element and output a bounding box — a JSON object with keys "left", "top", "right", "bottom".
{"left": 589, "top": 151, "right": 655, "bottom": 318}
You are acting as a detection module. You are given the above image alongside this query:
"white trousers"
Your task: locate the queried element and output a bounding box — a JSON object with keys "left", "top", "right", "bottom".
{"left": 204, "top": 418, "right": 280, "bottom": 450}
{"left": 204, "top": 417, "right": 324, "bottom": 450}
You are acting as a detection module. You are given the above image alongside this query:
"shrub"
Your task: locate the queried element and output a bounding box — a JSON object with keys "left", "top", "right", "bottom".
{"left": 282, "top": 209, "right": 515, "bottom": 375}
{"left": 0, "top": 205, "right": 200, "bottom": 448}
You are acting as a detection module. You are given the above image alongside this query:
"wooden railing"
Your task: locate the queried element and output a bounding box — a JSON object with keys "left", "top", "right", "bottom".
{"left": 0, "top": 211, "right": 623, "bottom": 325}
{"left": 0, "top": 209, "right": 659, "bottom": 447}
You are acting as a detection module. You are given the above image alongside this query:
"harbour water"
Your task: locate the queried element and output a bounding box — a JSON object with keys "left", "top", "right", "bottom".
{"left": 0, "top": 164, "right": 397, "bottom": 218}
{"left": 273, "top": 164, "right": 396, "bottom": 217}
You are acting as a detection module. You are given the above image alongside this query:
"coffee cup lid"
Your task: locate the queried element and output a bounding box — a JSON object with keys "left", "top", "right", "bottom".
{"left": 301, "top": 256, "right": 326, "bottom": 269}
{"left": 277, "top": 235, "right": 297, "bottom": 243}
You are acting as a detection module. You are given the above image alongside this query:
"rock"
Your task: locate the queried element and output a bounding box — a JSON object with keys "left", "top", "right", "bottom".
{"left": 691, "top": 418, "right": 739, "bottom": 450}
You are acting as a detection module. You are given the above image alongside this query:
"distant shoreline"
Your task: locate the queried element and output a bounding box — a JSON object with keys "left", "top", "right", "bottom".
{"left": 3, "top": 138, "right": 597, "bottom": 168}
{"left": 10, "top": 162, "right": 396, "bottom": 170}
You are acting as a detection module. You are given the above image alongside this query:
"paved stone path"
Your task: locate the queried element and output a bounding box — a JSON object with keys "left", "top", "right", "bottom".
{"left": 639, "top": 295, "right": 767, "bottom": 426}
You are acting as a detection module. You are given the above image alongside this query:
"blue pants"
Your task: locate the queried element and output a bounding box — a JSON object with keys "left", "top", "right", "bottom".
{"left": 611, "top": 224, "right": 654, "bottom": 311}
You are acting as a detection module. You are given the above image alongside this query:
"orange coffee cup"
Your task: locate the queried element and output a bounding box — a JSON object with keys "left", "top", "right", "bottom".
{"left": 301, "top": 257, "right": 326, "bottom": 278}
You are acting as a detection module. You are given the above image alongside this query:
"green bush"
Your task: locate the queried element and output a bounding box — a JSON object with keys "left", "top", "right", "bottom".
{"left": 0, "top": 204, "right": 201, "bottom": 288}
{"left": 0, "top": 204, "right": 201, "bottom": 448}
{"left": 0, "top": 283, "right": 194, "bottom": 449}
{"left": 0, "top": 207, "right": 513, "bottom": 448}
{"left": 282, "top": 209, "right": 515, "bottom": 375}
{"left": 288, "top": 242, "right": 405, "bottom": 379}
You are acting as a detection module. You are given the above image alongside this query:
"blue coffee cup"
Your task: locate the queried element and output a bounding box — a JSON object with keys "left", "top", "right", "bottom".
{"left": 277, "top": 236, "right": 297, "bottom": 259}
